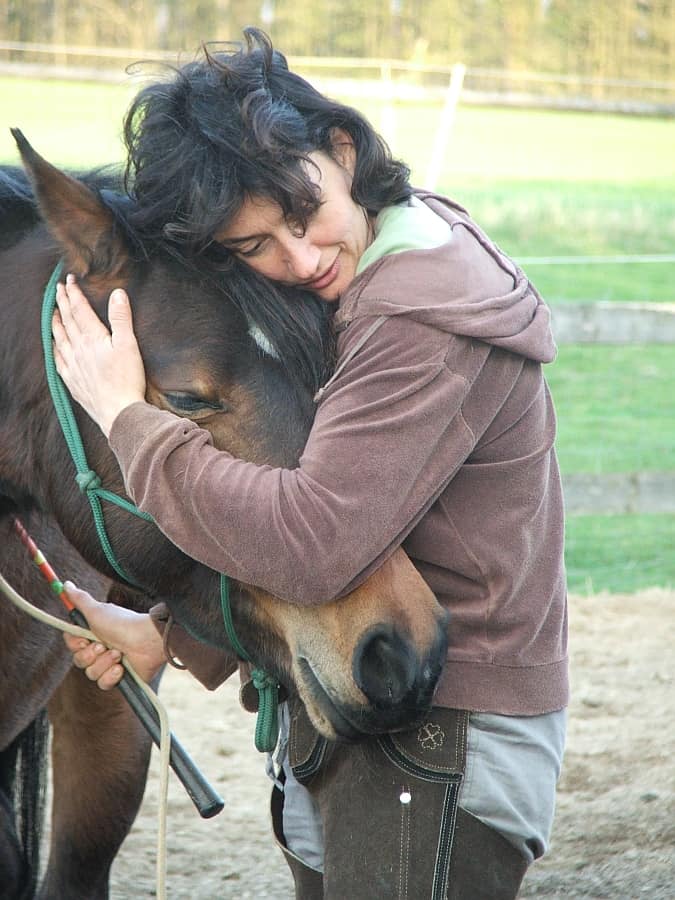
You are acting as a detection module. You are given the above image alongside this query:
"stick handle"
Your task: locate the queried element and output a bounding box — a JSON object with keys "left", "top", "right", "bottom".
{"left": 68, "top": 607, "right": 224, "bottom": 819}
{"left": 14, "top": 518, "right": 224, "bottom": 818}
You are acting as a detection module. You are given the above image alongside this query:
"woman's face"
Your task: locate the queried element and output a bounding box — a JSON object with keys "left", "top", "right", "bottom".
{"left": 216, "top": 139, "right": 373, "bottom": 302}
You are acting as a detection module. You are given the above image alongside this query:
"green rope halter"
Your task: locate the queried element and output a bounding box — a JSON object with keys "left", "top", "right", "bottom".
{"left": 42, "top": 262, "right": 153, "bottom": 587}
{"left": 43, "top": 263, "right": 279, "bottom": 752}
{"left": 220, "top": 578, "right": 279, "bottom": 751}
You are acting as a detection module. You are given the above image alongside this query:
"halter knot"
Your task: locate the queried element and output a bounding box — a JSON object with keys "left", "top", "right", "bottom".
{"left": 251, "top": 668, "right": 280, "bottom": 753}
{"left": 251, "top": 668, "right": 278, "bottom": 692}
{"left": 75, "top": 470, "right": 102, "bottom": 493}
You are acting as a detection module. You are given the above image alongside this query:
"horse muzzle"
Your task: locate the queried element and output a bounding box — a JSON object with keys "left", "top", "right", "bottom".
{"left": 354, "top": 620, "right": 448, "bottom": 718}
{"left": 294, "top": 612, "right": 449, "bottom": 741}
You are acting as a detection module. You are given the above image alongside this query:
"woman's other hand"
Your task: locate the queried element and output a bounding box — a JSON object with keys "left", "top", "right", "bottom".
{"left": 62, "top": 582, "right": 166, "bottom": 689}
{"left": 52, "top": 274, "right": 147, "bottom": 438}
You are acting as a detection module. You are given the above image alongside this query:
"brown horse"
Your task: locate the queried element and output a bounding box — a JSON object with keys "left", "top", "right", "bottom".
{"left": 0, "top": 136, "right": 448, "bottom": 899}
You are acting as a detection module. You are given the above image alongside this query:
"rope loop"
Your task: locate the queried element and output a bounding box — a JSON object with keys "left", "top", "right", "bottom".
{"left": 75, "top": 469, "right": 102, "bottom": 493}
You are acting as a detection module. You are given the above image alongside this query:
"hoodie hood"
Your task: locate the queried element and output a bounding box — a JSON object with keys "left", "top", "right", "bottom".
{"left": 335, "top": 191, "right": 556, "bottom": 365}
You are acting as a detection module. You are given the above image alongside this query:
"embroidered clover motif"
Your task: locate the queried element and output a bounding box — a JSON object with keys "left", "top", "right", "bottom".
{"left": 417, "top": 721, "right": 445, "bottom": 751}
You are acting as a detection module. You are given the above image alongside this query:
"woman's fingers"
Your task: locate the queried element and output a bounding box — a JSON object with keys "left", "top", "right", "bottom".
{"left": 52, "top": 305, "right": 75, "bottom": 376}
{"left": 63, "top": 632, "right": 89, "bottom": 653}
{"left": 108, "top": 289, "right": 137, "bottom": 350}
{"left": 58, "top": 274, "right": 108, "bottom": 339}
{"left": 50, "top": 275, "right": 147, "bottom": 438}
{"left": 62, "top": 631, "right": 124, "bottom": 691}
{"left": 93, "top": 662, "right": 126, "bottom": 691}
{"left": 54, "top": 280, "right": 82, "bottom": 339}
{"left": 76, "top": 643, "right": 122, "bottom": 678}
{"left": 51, "top": 306, "right": 68, "bottom": 349}
{"left": 81, "top": 647, "right": 124, "bottom": 690}
{"left": 61, "top": 581, "right": 167, "bottom": 685}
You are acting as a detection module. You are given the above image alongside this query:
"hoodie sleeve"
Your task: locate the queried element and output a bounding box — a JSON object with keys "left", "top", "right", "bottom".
{"left": 109, "top": 314, "right": 479, "bottom": 605}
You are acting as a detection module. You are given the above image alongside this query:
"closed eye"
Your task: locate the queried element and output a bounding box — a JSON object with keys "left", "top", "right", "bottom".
{"left": 237, "top": 238, "right": 269, "bottom": 258}
{"left": 164, "top": 392, "right": 228, "bottom": 415}
{"left": 220, "top": 236, "right": 270, "bottom": 258}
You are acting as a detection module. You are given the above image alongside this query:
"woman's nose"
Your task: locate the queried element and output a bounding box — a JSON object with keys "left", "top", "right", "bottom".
{"left": 284, "top": 235, "right": 321, "bottom": 281}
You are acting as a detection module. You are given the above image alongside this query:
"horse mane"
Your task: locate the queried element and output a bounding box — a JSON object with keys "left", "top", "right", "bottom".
{"left": 0, "top": 165, "right": 124, "bottom": 217}
{"left": 0, "top": 167, "right": 41, "bottom": 244}
{"left": 0, "top": 166, "right": 33, "bottom": 205}
{"left": 0, "top": 164, "right": 335, "bottom": 394}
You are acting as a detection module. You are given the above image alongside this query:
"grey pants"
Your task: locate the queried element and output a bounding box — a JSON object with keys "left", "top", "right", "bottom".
{"left": 269, "top": 702, "right": 566, "bottom": 899}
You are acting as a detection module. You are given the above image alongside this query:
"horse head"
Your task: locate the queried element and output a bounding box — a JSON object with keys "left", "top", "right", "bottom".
{"left": 5, "top": 132, "right": 448, "bottom": 740}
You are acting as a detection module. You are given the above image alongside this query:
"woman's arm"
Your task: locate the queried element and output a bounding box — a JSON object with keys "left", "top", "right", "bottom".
{"left": 109, "top": 316, "right": 476, "bottom": 604}
{"left": 54, "top": 276, "right": 479, "bottom": 606}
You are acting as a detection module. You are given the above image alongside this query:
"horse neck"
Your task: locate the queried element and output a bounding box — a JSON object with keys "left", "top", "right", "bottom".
{"left": 0, "top": 233, "right": 67, "bottom": 508}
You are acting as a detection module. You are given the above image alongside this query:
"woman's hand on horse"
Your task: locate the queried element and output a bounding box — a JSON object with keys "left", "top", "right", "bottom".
{"left": 52, "top": 275, "right": 147, "bottom": 438}
{"left": 62, "top": 582, "right": 167, "bottom": 688}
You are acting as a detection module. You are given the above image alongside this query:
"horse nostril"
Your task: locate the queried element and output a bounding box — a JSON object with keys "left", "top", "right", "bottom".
{"left": 353, "top": 628, "right": 416, "bottom": 708}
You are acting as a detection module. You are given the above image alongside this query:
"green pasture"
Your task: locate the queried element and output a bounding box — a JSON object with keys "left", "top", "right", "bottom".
{"left": 549, "top": 346, "right": 674, "bottom": 595}
{"left": 451, "top": 181, "right": 675, "bottom": 304}
{"left": 547, "top": 346, "right": 674, "bottom": 475}
{"left": 1, "top": 75, "right": 673, "bottom": 593}
{"left": 565, "top": 514, "right": 674, "bottom": 595}
{"left": 0, "top": 77, "right": 133, "bottom": 169}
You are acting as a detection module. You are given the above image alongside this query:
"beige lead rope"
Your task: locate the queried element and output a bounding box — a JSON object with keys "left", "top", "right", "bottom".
{"left": 0, "top": 570, "right": 170, "bottom": 900}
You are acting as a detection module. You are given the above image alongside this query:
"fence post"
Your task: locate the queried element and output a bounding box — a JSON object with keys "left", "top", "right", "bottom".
{"left": 424, "top": 62, "right": 466, "bottom": 191}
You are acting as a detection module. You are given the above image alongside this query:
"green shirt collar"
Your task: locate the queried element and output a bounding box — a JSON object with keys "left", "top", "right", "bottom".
{"left": 356, "top": 196, "right": 453, "bottom": 275}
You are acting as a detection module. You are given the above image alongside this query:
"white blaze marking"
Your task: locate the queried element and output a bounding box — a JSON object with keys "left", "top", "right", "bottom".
{"left": 248, "top": 324, "right": 280, "bottom": 360}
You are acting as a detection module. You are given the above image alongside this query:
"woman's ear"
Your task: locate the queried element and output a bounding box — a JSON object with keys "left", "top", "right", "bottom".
{"left": 329, "top": 127, "right": 356, "bottom": 176}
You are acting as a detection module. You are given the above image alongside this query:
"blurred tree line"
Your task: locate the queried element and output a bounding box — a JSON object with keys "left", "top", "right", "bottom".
{"left": 1, "top": 0, "right": 674, "bottom": 81}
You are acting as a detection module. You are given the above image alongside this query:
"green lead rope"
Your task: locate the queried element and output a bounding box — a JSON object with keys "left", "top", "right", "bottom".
{"left": 43, "top": 262, "right": 279, "bottom": 753}
{"left": 41, "top": 262, "right": 153, "bottom": 588}
{"left": 220, "top": 577, "right": 280, "bottom": 752}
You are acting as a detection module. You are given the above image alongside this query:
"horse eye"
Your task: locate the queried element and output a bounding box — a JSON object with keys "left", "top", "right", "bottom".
{"left": 164, "top": 392, "right": 226, "bottom": 414}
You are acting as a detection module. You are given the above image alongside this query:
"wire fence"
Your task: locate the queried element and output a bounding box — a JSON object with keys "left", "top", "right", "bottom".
{"left": 2, "top": 40, "right": 675, "bottom": 115}
{"left": 518, "top": 254, "right": 675, "bottom": 266}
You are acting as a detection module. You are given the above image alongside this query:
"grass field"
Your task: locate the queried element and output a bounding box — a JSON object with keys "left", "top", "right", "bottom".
{"left": 0, "top": 77, "right": 133, "bottom": 168}
{"left": 1, "top": 75, "right": 673, "bottom": 593}
{"left": 548, "top": 346, "right": 674, "bottom": 475}
{"left": 565, "top": 514, "right": 675, "bottom": 594}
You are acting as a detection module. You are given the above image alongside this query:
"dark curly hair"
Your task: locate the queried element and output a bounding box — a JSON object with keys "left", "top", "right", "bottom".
{"left": 123, "top": 27, "right": 411, "bottom": 257}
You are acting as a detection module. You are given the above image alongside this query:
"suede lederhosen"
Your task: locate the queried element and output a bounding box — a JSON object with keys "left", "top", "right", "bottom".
{"left": 272, "top": 699, "right": 529, "bottom": 900}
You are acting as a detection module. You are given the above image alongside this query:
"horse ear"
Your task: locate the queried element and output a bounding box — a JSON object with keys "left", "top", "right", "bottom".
{"left": 11, "top": 128, "right": 127, "bottom": 279}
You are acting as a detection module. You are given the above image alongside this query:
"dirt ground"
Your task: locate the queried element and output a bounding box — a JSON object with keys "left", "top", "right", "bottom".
{"left": 107, "top": 588, "right": 675, "bottom": 899}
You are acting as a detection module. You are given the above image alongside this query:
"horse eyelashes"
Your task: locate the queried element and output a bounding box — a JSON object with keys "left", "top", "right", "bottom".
{"left": 164, "top": 392, "right": 227, "bottom": 413}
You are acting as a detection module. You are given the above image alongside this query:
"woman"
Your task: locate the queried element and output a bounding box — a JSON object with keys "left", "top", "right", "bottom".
{"left": 55, "top": 28, "right": 567, "bottom": 899}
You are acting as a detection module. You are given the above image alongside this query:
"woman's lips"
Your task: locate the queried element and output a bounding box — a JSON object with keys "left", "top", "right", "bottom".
{"left": 306, "top": 256, "right": 340, "bottom": 292}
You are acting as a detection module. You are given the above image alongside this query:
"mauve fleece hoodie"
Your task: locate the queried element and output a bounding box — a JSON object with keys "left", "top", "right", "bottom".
{"left": 109, "top": 192, "right": 568, "bottom": 715}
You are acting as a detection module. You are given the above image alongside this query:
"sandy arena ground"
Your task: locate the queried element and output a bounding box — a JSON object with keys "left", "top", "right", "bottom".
{"left": 104, "top": 588, "right": 674, "bottom": 899}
